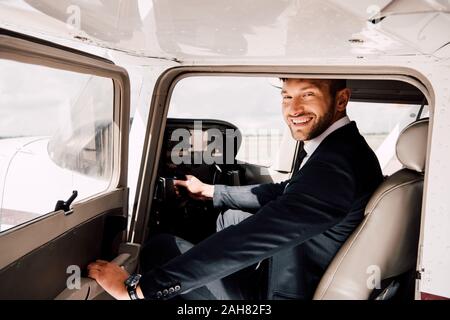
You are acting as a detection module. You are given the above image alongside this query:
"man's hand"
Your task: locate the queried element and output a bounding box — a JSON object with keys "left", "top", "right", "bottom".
{"left": 173, "top": 175, "right": 214, "bottom": 200}
{"left": 88, "top": 260, "right": 137, "bottom": 300}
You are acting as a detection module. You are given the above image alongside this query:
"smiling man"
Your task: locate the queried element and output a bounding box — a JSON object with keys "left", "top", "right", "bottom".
{"left": 282, "top": 79, "right": 347, "bottom": 141}
{"left": 88, "top": 78, "right": 383, "bottom": 300}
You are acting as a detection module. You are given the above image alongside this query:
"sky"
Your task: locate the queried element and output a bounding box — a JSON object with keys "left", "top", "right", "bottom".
{"left": 0, "top": 59, "right": 112, "bottom": 138}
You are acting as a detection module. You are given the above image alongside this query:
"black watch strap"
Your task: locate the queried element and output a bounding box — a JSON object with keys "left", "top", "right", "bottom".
{"left": 128, "top": 287, "right": 140, "bottom": 300}
{"left": 125, "top": 274, "right": 142, "bottom": 300}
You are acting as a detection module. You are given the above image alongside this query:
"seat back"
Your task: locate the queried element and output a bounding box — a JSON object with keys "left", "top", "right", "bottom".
{"left": 313, "top": 118, "right": 429, "bottom": 300}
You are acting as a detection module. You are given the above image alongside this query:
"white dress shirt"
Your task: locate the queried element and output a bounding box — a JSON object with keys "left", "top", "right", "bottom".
{"left": 299, "top": 116, "right": 351, "bottom": 169}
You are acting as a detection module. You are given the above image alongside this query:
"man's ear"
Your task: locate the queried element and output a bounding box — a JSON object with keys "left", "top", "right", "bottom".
{"left": 335, "top": 88, "right": 351, "bottom": 112}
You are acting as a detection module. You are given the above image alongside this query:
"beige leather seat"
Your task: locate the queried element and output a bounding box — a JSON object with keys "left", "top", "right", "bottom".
{"left": 313, "top": 118, "right": 429, "bottom": 300}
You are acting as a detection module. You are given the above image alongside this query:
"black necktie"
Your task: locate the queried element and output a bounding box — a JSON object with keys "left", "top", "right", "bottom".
{"left": 285, "top": 147, "right": 308, "bottom": 191}
{"left": 292, "top": 147, "right": 307, "bottom": 173}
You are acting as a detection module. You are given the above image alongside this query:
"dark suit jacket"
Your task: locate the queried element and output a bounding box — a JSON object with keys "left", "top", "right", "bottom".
{"left": 140, "top": 121, "right": 383, "bottom": 300}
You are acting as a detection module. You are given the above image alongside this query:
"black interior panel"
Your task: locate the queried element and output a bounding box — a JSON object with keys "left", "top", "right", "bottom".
{"left": 347, "top": 80, "right": 427, "bottom": 105}
{"left": 0, "top": 209, "right": 126, "bottom": 299}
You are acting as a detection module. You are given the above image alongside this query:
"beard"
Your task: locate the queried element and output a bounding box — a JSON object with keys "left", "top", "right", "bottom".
{"left": 288, "top": 103, "right": 336, "bottom": 141}
{"left": 304, "top": 107, "right": 335, "bottom": 140}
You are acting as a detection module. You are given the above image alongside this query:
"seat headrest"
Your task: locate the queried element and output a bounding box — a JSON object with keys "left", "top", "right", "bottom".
{"left": 396, "top": 118, "right": 429, "bottom": 173}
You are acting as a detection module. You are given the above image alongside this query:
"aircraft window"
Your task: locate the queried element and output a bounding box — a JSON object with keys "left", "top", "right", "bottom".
{"left": 169, "top": 76, "right": 284, "bottom": 168}
{"left": 347, "top": 101, "right": 427, "bottom": 176}
{"left": 0, "top": 59, "right": 113, "bottom": 232}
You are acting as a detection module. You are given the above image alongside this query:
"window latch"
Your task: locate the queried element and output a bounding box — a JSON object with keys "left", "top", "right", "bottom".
{"left": 55, "top": 190, "right": 78, "bottom": 214}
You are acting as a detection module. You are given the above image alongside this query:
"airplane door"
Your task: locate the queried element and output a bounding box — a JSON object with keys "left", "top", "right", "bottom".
{"left": 0, "top": 30, "right": 135, "bottom": 299}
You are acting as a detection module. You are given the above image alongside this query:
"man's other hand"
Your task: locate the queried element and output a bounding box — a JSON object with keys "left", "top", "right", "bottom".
{"left": 173, "top": 175, "right": 214, "bottom": 200}
{"left": 87, "top": 260, "right": 131, "bottom": 300}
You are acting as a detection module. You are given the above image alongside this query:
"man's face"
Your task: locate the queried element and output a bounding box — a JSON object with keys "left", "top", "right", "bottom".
{"left": 282, "top": 79, "right": 338, "bottom": 141}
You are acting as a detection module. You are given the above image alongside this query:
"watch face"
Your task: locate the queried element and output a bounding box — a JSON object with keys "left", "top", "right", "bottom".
{"left": 126, "top": 274, "right": 142, "bottom": 287}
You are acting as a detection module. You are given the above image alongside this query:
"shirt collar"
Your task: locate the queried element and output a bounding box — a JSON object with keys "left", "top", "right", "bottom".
{"left": 303, "top": 116, "right": 351, "bottom": 156}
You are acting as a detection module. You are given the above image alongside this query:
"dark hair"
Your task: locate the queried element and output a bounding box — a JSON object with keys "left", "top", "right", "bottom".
{"left": 279, "top": 78, "right": 347, "bottom": 97}
{"left": 329, "top": 79, "right": 347, "bottom": 98}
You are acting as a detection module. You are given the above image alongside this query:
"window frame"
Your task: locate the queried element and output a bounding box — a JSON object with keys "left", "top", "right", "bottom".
{"left": 0, "top": 31, "right": 130, "bottom": 270}
{"left": 129, "top": 66, "right": 433, "bottom": 247}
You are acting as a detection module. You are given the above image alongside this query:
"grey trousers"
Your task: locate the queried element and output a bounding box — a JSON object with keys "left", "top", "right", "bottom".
{"left": 140, "top": 209, "right": 257, "bottom": 300}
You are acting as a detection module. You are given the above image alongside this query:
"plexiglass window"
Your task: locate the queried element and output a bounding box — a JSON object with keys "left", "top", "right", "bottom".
{"left": 0, "top": 59, "right": 114, "bottom": 232}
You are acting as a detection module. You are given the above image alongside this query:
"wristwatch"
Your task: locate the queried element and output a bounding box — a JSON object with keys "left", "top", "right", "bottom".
{"left": 125, "top": 273, "right": 142, "bottom": 300}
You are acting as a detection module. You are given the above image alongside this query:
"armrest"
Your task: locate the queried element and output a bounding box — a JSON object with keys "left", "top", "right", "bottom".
{"left": 55, "top": 243, "right": 141, "bottom": 300}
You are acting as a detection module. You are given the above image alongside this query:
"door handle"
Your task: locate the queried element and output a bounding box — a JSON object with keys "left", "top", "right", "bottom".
{"left": 54, "top": 190, "right": 78, "bottom": 215}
